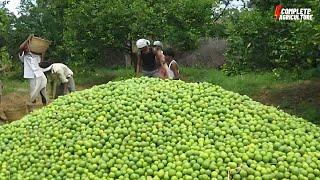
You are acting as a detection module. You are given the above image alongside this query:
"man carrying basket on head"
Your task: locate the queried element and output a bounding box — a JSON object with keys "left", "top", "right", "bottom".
{"left": 18, "top": 35, "right": 50, "bottom": 105}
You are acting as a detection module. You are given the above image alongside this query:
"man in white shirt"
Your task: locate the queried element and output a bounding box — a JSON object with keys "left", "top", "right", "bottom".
{"left": 43, "top": 63, "right": 75, "bottom": 99}
{"left": 19, "top": 45, "right": 47, "bottom": 105}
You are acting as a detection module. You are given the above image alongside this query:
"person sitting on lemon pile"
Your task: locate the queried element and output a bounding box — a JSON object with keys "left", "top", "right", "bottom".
{"left": 153, "top": 41, "right": 170, "bottom": 79}
{"left": 42, "top": 62, "right": 75, "bottom": 99}
{"left": 19, "top": 41, "right": 48, "bottom": 105}
{"left": 136, "top": 39, "right": 158, "bottom": 77}
{"left": 153, "top": 41, "right": 163, "bottom": 53}
{"left": 164, "top": 48, "right": 180, "bottom": 80}
{"left": 136, "top": 39, "right": 169, "bottom": 79}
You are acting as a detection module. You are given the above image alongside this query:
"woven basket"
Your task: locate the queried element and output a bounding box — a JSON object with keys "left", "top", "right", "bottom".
{"left": 29, "top": 36, "right": 51, "bottom": 54}
{"left": 27, "top": 104, "right": 43, "bottom": 113}
{"left": 20, "top": 35, "right": 51, "bottom": 54}
{"left": 4, "top": 105, "right": 27, "bottom": 121}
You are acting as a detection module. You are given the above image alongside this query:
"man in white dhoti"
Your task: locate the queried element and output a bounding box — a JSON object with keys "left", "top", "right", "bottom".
{"left": 19, "top": 45, "right": 47, "bottom": 105}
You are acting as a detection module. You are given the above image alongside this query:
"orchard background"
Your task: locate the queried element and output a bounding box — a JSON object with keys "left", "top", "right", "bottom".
{"left": 0, "top": 0, "right": 319, "bottom": 124}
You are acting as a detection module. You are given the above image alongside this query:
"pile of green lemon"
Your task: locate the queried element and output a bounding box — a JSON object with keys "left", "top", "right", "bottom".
{"left": 0, "top": 77, "right": 319, "bottom": 179}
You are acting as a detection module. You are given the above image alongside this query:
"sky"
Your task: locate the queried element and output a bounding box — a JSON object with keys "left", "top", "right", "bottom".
{"left": 5, "top": 0, "right": 20, "bottom": 16}
{"left": 226, "top": 0, "right": 245, "bottom": 9}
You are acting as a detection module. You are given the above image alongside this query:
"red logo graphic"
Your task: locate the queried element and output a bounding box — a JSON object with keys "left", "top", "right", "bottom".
{"left": 275, "top": 5, "right": 283, "bottom": 21}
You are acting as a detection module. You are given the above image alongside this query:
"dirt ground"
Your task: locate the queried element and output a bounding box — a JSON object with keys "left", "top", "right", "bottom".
{"left": 253, "top": 80, "right": 320, "bottom": 123}
{"left": 0, "top": 85, "right": 88, "bottom": 122}
{"left": 256, "top": 80, "right": 319, "bottom": 106}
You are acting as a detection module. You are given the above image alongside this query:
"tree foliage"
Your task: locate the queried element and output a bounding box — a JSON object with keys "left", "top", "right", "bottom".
{"left": 3, "top": 0, "right": 217, "bottom": 67}
{"left": 0, "top": 7, "right": 14, "bottom": 67}
{"left": 223, "top": 0, "right": 320, "bottom": 75}
{"left": 1, "top": 0, "right": 319, "bottom": 72}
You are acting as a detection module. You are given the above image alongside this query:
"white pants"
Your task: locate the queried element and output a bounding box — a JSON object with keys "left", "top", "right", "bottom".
{"left": 49, "top": 75, "right": 76, "bottom": 99}
{"left": 125, "top": 54, "right": 132, "bottom": 68}
{"left": 29, "top": 75, "right": 47, "bottom": 103}
{"left": 67, "top": 76, "right": 76, "bottom": 92}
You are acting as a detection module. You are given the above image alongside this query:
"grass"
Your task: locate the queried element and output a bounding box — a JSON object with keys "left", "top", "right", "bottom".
{"left": 76, "top": 68, "right": 134, "bottom": 87}
{"left": 295, "top": 104, "right": 319, "bottom": 123}
{"left": 1, "top": 73, "right": 28, "bottom": 94}
{"left": 1, "top": 68, "right": 134, "bottom": 93}
{"left": 3, "top": 67, "right": 315, "bottom": 94}
{"left": 3, "top": 67, "right": 317, "bottom": 95}
{"left": 180, "top": 67, "right": 317, "bottom": 96}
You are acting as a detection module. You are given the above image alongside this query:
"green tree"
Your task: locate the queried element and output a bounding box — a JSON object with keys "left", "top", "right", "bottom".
{"left": 223, "top": 0, "right": 320, "bottom": 74}
{"left": 6, "top": 0, "right": 217, "bottom": 67}
{"left": 0, "top": 7, "right": 15, "bottom": 68}
{"left": 61, "top": 0, "right": 216, "bottom": 66}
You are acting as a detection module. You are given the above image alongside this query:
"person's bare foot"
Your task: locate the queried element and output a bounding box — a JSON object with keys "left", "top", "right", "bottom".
{"left": 26, "top": 100, "right": 36, "bottom": 106}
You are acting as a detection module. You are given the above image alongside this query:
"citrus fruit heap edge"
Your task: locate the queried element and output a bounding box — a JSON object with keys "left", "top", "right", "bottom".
{"left": 0, "top": 77, "right": 319, "bottom": 180}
